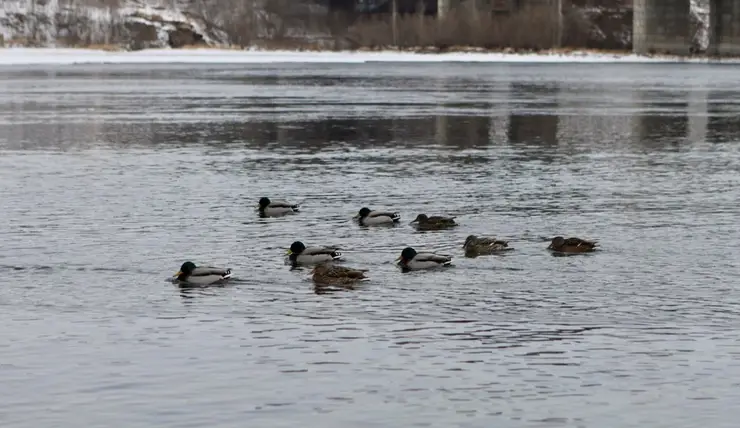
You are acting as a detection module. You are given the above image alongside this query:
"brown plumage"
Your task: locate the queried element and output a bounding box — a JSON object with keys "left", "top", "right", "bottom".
{"left": 410, "top": 213, "right": 458, "bottom": 230}
{"left": 547, "top": 236, "right": 598, "bottom": 253}
{"left": 311, "top": 263, "right": 369, "bottom": 286}
{"left": 463, "top": 235, "right": 510, "bottom": 257}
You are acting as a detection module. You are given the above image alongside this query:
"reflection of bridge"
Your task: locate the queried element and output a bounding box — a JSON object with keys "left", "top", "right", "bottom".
{"left": 259, "top": 82, "right": 739, "bottom": 150}
{"left": 634, "top": 0, "right": 740, "bottom": 55}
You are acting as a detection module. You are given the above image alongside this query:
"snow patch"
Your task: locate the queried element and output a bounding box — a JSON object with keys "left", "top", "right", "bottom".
{"left": 2, "top": 47, "right": 739, "bottom": 66}
{"left": 0, "top": 0, "right": 227, "bottom": 49}
{"left": 118, "top": 1, "right": 227, "bottom": 47}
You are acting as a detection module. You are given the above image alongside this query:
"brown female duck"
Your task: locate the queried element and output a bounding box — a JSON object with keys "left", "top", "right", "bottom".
{"left": 547, "top": 236, "right": 598, "bottom": 254}
{"left": 311, "top": 263, "right": 369, "bottom": 286}
{"left": 410, "top": 213, "right": 458, "bottom": 230}
{"left": 463, "top": 235, "right": 511, "bottom": 257}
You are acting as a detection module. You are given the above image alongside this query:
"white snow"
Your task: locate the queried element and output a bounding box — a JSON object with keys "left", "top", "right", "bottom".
{"left": 116, "top": 3, "right": 228, "bottom": 47}
{"left": 1, "top": 47, "right": 738, "bottom": 65}
{"left": 1, "top": 0, "right": 229, "bottom": 49}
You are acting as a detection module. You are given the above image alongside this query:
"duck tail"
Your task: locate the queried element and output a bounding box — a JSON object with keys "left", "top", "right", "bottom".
{"left": 291, "top": 205, "right": 300, "bottom": 212}
{"left": 391, "top": 213, "right": 401, "bottom": 222}
{"left": 331, "top": 251, "right": 343, "bottom": 260}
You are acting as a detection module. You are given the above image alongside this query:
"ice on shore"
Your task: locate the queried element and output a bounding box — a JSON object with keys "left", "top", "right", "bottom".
{"left": 1, "top": 47, "right": 736, "bottom": 66}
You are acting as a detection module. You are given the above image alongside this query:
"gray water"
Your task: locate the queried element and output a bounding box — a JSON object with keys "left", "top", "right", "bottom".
{"left": 1, "top": 61, "right": 740, "bottom": 428}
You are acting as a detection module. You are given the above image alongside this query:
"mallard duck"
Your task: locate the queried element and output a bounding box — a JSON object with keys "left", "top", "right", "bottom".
{"left": 353, "top": 207, "right": 400, "bottom": 226}
{"left": 463, "top": 235, "right": 510, "bottom": 256}
{"left": 173, "top": 261, "right": 232, "bottom": 286}
{"left": 547, "top": 236, "right": 598, "bottom": 254}
{"left": 410, "top": 213, "right": 457, "bottom": 230}
{"left": 286, "top": 241, "right": 342, "bottom": 266}
{"left": 396, "top": 247, "right": 452, "bottom": 270}
{"left": 311, "top": 263, "right": 369, "bottom": 286}
{"left": 258, "top": 197, "right": 299, "bottom": 217}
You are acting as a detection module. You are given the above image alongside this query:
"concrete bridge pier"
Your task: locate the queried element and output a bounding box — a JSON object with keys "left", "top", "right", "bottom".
{"left": 633, "top": 0, "right": 691, "bottom": 55}
{"left": 710, "top": 0, "right": 740, "bottom": 56}
{"left": 437, "top": 0, "right": 450, "bottom": 18}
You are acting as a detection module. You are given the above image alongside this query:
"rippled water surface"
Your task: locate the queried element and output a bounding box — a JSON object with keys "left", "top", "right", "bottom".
{"left": 2, "top": 61, "right": 740, "bottom": 428}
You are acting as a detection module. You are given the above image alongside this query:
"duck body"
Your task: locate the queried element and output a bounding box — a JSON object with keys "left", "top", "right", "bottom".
{"left": 258, "top": 197, "right": 299, "bottom": 217}
{"left": 312, "top": 263, "right": 369, "bottom": 286}
{"left": 354, "top": 207, "right": 400, "bottom": 226}
{"left": 287, "top": 241, "right": 342, "bottom": 266}
{"left": 396, "top": 247, "right": 452, "bottom": 271}
{"left": 548, "top": 236, "right": 598, "bottom": 254}
{"left": 463, "top": 235, "right": 510, "bottom": 257}
{"left": 173, "top": 261, "right": 232, "bottom": 286}
{"left": 410, "top": 213, "right": 458, "bottom": 230}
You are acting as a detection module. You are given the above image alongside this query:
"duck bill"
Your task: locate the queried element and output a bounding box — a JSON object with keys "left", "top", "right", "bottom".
{"left": 173, "top": 271, "right": 182, "bottom": 278}
{"left": 285, "top": 249, "right": 293, "bottom": 255}
{"left": 352, "top": 214, "right": 360, "bottom": 219}
{"left": 409, "top": 220, "right": 418, "bottom": 224}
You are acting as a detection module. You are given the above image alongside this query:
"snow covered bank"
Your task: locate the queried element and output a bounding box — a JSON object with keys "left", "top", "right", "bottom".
{"left": 0, "top": 0, "right": 228, "bottom": 50}
{"left": 1, "top": 47, "right": 737, "bottom": 66}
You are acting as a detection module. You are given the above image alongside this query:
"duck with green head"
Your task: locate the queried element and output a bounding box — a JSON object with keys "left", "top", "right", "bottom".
{"left": 410, "top": 213, "right": 457, "bottom": 230}
{"left": 353, "top": 207, "right": 400, "bottom": 226}
{"left": 258, "top": 197, "right": 300, "bottom": 217}
{"left": 395, "top": 247, "right": 452, "bottom": 271}
{"left": 547, "top": 236, "right": 598, "bottom": 254}
{"left": 173, "top": 261, "right": 233, "bottom": 286}
{"left": 286, "top": 241, "right": 342, "bottom": 266}
{"left": 463, "top": 235, "right": 511, "bottom": 257}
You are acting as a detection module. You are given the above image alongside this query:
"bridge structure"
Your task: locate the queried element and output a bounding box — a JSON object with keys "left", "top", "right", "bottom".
{"left": 331, "top": 0, "right": 740, "bottom": 56}
{"left": 634, "top": 0, "right": 740, "bottom": 56}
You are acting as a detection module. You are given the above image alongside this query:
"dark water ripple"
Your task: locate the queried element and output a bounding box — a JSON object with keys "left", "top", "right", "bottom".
{"left": 1, "top": 62, "right": 740, "bottom": 428}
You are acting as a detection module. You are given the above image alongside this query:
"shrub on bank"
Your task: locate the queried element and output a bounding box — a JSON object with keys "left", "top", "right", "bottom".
{"left": 344, "top": 4, "right": 560, "bottom": 51}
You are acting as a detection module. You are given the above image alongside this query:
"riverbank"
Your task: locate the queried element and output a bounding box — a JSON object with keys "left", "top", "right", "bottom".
{"left": 1, "top": 47, "right": 737, "bottom": 66}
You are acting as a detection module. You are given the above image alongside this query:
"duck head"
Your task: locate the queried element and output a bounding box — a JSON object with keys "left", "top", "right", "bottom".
{"left": 354, "top": 207, "right": 372, "bottom": 220}
{"left": 174, "top": 261, "right": 197, "bottom": 279}
{"left": 287, "top": 241, "right": 306, "bottom": 256}
{"left": 410, "top": 214, "right": 428, "bottom": 224}
{"left": 463, "top": 235, "right": 477, "bottom": 248}
{"left": 549, "top": 236, "right": 565, "bottom": 249}
{"left": 258, "top": 197, "right": 271, "bottom": 209}
{"left": 395, "top": 247, "right": 417, "bottom": 265}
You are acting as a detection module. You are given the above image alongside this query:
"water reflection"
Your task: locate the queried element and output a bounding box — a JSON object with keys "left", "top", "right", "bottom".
{"left": 706, "top": 90, "right": 740, "bottom": 143}
{"left": 313, "top": 283, "right": 358, "bottom": 295}
{"left": 5, "top": 68, "right": 739, "bottom": 153}
{"left": 631, "top": 89, "right": 689, "bottom": 149}
{"left": 433, "top": 115, "right": 492, "bottom": 148}
{"left": 507, "top": 82, "right": 560, "bottom": 146}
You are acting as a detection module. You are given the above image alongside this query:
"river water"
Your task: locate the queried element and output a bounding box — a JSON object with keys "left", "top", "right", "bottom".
{"left": 1, "top": 61, "right": 739, "bottom": 428}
